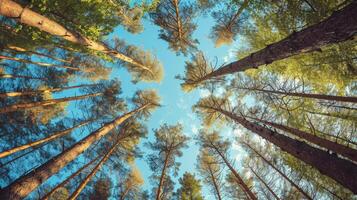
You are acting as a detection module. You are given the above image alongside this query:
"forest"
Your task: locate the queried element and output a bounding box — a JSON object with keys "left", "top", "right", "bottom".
{"left": 0, "top": 0, "right": 356, "bottom": 199}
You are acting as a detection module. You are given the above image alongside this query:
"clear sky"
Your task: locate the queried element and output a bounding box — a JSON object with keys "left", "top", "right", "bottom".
{"left": 107, "top": 14, "right": 245, "bottom": 198}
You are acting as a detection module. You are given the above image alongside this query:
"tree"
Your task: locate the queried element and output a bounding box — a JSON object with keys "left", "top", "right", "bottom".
{"left": 175, "top": 172, "right": 204, "bottom": 200}
{"left": 150, "top": 0, "right": 198, "bottom": 55}
{"left": 180, "top": 1, "right": 357, "bottom": 89}
{"left": 146, "top": 123, "right": 189, "bottom": 200}
{"left": 249, "top": 166, "right": 280, "bottom": 200}
{"left": 0, "top": 90, "right": 159, "bottom": 199}
{"left": 194, "top": 95, "right": 357, "bottom": 193}
{"left": 118, "top": 167, "right": 144, "bottom": 200}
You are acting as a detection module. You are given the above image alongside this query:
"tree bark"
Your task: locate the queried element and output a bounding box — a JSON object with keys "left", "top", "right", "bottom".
{"left": 0, "top": 120, "right": 91, "bottom": 159}
{"left": 205, "top": 106, "right": 357, "bottom": 194}
{"left": 249, "top": 116, "right": 357, "bottom": 162}
{"left": 172, "top": 0, "right": 183, "bottom": 39}
{"left": 0, "top": 0, "right": 155, "bottom": 76}
{"left": 242, "top": 142, "right": 313, "bottom": 200}
{"left": 68, "top": 140, "right": 120, "bottom": 200}
{"left": 156, "top": 151, "right": 170, "bottom": 200}
{"left": 196, "top": 1, "right": 357, "bottom": 82}
{"left": 207, "top": 164, "right": 222, "bottom": 200}
{"left": 0, "top": 83, "right": 97, "bottom": 98}
{"left": 237, "top": 86, "right": 357, "bottom": 103}
{"left": 0, "top": 73, "right": 47, "bottom": 81}
{"left": 0, "top": 92, "right": 102, "bottom": 114}
{"left": 0, "top": 55, "right": 80, "bottom": 71}
{"left": 40, "top": 155, "right": 100, "bottom": 200}
{"left": 249, "top": 166, "right": 280, "bottom": 200}
{"left": 0, "top": 104, "right": 149, "bottom": 199}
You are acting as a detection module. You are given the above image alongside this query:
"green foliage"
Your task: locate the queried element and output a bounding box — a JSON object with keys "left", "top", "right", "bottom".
{"left": 176, "top": 172, "right": 204, "bottom": 200}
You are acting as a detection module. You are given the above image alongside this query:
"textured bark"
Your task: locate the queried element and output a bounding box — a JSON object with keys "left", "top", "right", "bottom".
{"left": 0, "top": 92, "right": 102, "bottom": 113}
{"left": 40, "top": 156, "right": 100, "bottom": 200}
{"left": 0, "top": 0, "right": 154, "bottom": 75}
{"left": 173, "top": 0, "right": 183, "bottom": 39}
{"left": 249, "top": 167, "right": 280, "bottom": 200}
{"left": 0, "top": 83, "right": 96, "bottom": 98}
{"left": 68, "top": 141, "right": 120, "bottom": 200}
{"left": 243, "top": 142, "right": 313, "bottom": 200}
{"left": 0, "top": 55, "right": 80, "bottom": 71}
{"left": 0, "top": 120, "right": 91, "bottom": 159}
{"left": 205, "top": 106, "right": 357, "bottom": 194}
{"left": 0, "top": 104, "right": 149, "bottom": 199}
{"left": 197, "top": 1, "right": 357, "bottom": 81}
{"left": 237, "top": 86, "right": 357, "bottom": 103}
{"left": 0, "top": 74, "right": 47, "bottom": 81}
{"left": 249, "top": 117, "right": 357, "bottom": 162}
{"left": 156, "top": 150, "right": 170, "bottom": 200}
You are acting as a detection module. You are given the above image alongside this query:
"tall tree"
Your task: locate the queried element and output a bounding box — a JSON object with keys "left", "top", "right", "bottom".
{"left": 180, "top": 1, "right": 357, "bottom": 89}
{"left": 146, "top": 123, "right": 189, "bottom": 200}
{"left": 175, "top": 172, "right": 204, "bottom": 200}
{"left": 118, "top": 167, "right": 144, "bottom": 200}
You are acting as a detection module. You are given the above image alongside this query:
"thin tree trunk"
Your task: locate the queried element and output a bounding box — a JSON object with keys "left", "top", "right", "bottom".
{"left": 207, "top": 164, "right": 222, "bottom": 200}
{"left": 206, "top": 106, "right": 357, "bottom": 194}
{"left": 0, "top": 55, "right": 80, "bottom": 71}
{"left": 242, "top": 141, "right": 313, "bottom": 200}
{"left": 0, "top": 83, "right": 97, "bottom": 98}
{"left": 0, "top": 0, "right": 154, "bottom": 75}
{"left": 236, "top": 86, "right": 357, "bottom": 103}
{"left": 156, "top": 151, "right": 170, "bottom": 200}
{"left": 193, "top": 1, "right": 357, "bottom": 83}
{"left": 0, "top": 104, "right": 149, "bottom": 199}
{"left": 0, "top": 120, "right": 91, "bottom": 159}
{"left": 172, "top": 0, "right": 183, "bottom": 39}
{"left": 304, "top": 109, "right": 357, "bottom": 122}
{"left": 211, "top": 145, "right": 257, "bottom": 200}
{"left": 249, "top": 116, "right": 357, "bottom": 162}
{"left": 0, "top": 74, "right": 47, "bottom": 81}
{"left": 40, "top": 155, "right": 100, "bottom": 200}
{"left": 0, "top": 92, "right": 102, "bottom": 114}
{"left": 119, "top": 187, "right": 131, "bottom": 200}
{"left": 68, "top": 140, "right": 120, "bottom": 200}
{"left": 249, "top": 166, "right": 280, "bottom": 200}
{"left": 227, "top": 0, "right": 249, "bottom": 29}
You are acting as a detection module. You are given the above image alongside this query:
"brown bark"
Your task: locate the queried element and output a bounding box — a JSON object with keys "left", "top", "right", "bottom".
{"left": 205, "top": 106, "right": 357, "bottom": 194}
{"left": 249, "top": 117, "right": 357, "bottom": 162}
{"left": 40, "top": 156, "right": 100, "bottom": 200}
{"left": 172, "top": 0, "right": 183, "bottom": 39}
{"left": 0, "top": 92, "right": 102, "bottom": 114}
{"left": 156, "top": 150, "right": 171, "bottom": 200}
{"left": 0, "top": 83, "right": 97, "bottom": 98}
{"left": 237, "top": 86, "right": 357, "bottom": 103}
{"left": 0, "top": 74, "right": 47, "bottom": 81}
{"left": 0, "top": 0, "right": 154, "bottom": 75}
{"left": 68, "top": 140, "right": 120, "bottom": 200}
{"left": 207, "top": 164, "right": 222, "bottom": 200}
{"left": 196, "top": 1, "right": 357, "bottom": 82}
{"left": 249, "top": 166, "right": 280, "bottom": 200}
{"left": 0, "top": 55, "right": 80, "bottom": 71}
{"left": 243, "top": 142, "right": 313, "bottom": 200}
{"left": 0, "top": 120, "right": 91, "bottom": 159}
{"left": 0, "top": 104, "right": 149, "bottom": 199}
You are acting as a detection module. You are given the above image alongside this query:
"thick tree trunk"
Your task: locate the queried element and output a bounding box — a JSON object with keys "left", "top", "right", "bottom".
{"left": 249, "top": 166, "right": 280, "bottom": 200}
{"left": 68, "top": 140, "right": 120, "bottom": 200}
{"left": 197, "top": 1, "right": 357, "bottom": 82}
{"left": 0, "top": 83, "right": 97, "bottom": 98}
{"left": 249, "top": 117, "right": 357, "bottom": 162}
{"left": 212, "top": 146, "right": 257, "bottom": 200}
{"left": 0, "top": 74, "right": 47, "bottom": 81}
{"left": 207, "top": 106, "right": 357, "bottom": 194}
{"left": 0, "top": 92, "right": 102, "bottom": 114}
{"left": 0, "top": 55, "right": 80, "bottom": 71}
{"left": 40, "top": 156, "right": 100, "bottom": 200}
{"left": 237, "top": 86, "right": 357, "bottom": 103}
{"left": 207, "top": 165, "right": 222, "bottom": 200}
{"left": 0, "top": 120, "right": 91, "bottom": 158}
{"left": 243, "top": 142, "right": 313, "bottom": 200}
{"left": 156, "top": 151, "right": 170, "bottom": 200}
{"left": 0, "top": 104, "right": 149, "bottom": 199}
{"left": 0, "top": 0, "right": 154, "bottom": 75}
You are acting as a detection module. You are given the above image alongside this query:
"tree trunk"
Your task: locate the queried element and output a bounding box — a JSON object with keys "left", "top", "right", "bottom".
{"left": 237, "top": 86, "right": 357, "bottom": 103}
{"left": 227, "top": 0, "right": 249, "bottom": 29}
{"left": 207, "top": 106, "right": 357, "bottom": 194}
{"left": 242, "top": 142, "right": 313, "bottom": 200}
{"left": 212, "top": 146, "right": 257, "bottom": 200}
{"left": 68, "top": 140, "right": 120, "bottom": 200}
{"left": 0, "top": 104, "right": 149, "bottom": 199}
{"left": 156, "top": 151, "right": 170, "bottom": 200}
{"left": 0, "top": 83, "right": 97, "bottom": 98}
{"left": 0, "top": 55, "right": 80, "bottom": 71}
{"left": 207, "top": 164, "right": 222, "bottom": 200}
{"left": 196, "top": 1, "right": 357, "bottom": 82}
{"left": 0, "top": 92, "right": 102, "bottom": 114}
{"left": 0, "top": 73, "right": 47, "bottom": 81}
{"left": 249, "top": 117, "right": 357, "bottom": 162}
{"left": 40, "top": 155, "right": 100, "bottom": 200}
{"left": 249, "top": 166, "right": 280, "bottom": 200}
{"left": 172, "top": 0, "right": 183, "bottom": 39}
{"left": 0, "top": 0, "right": 154, "bottom": 76}
{"left": 0, "top": 120, "right": 91, "bottom": 159}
